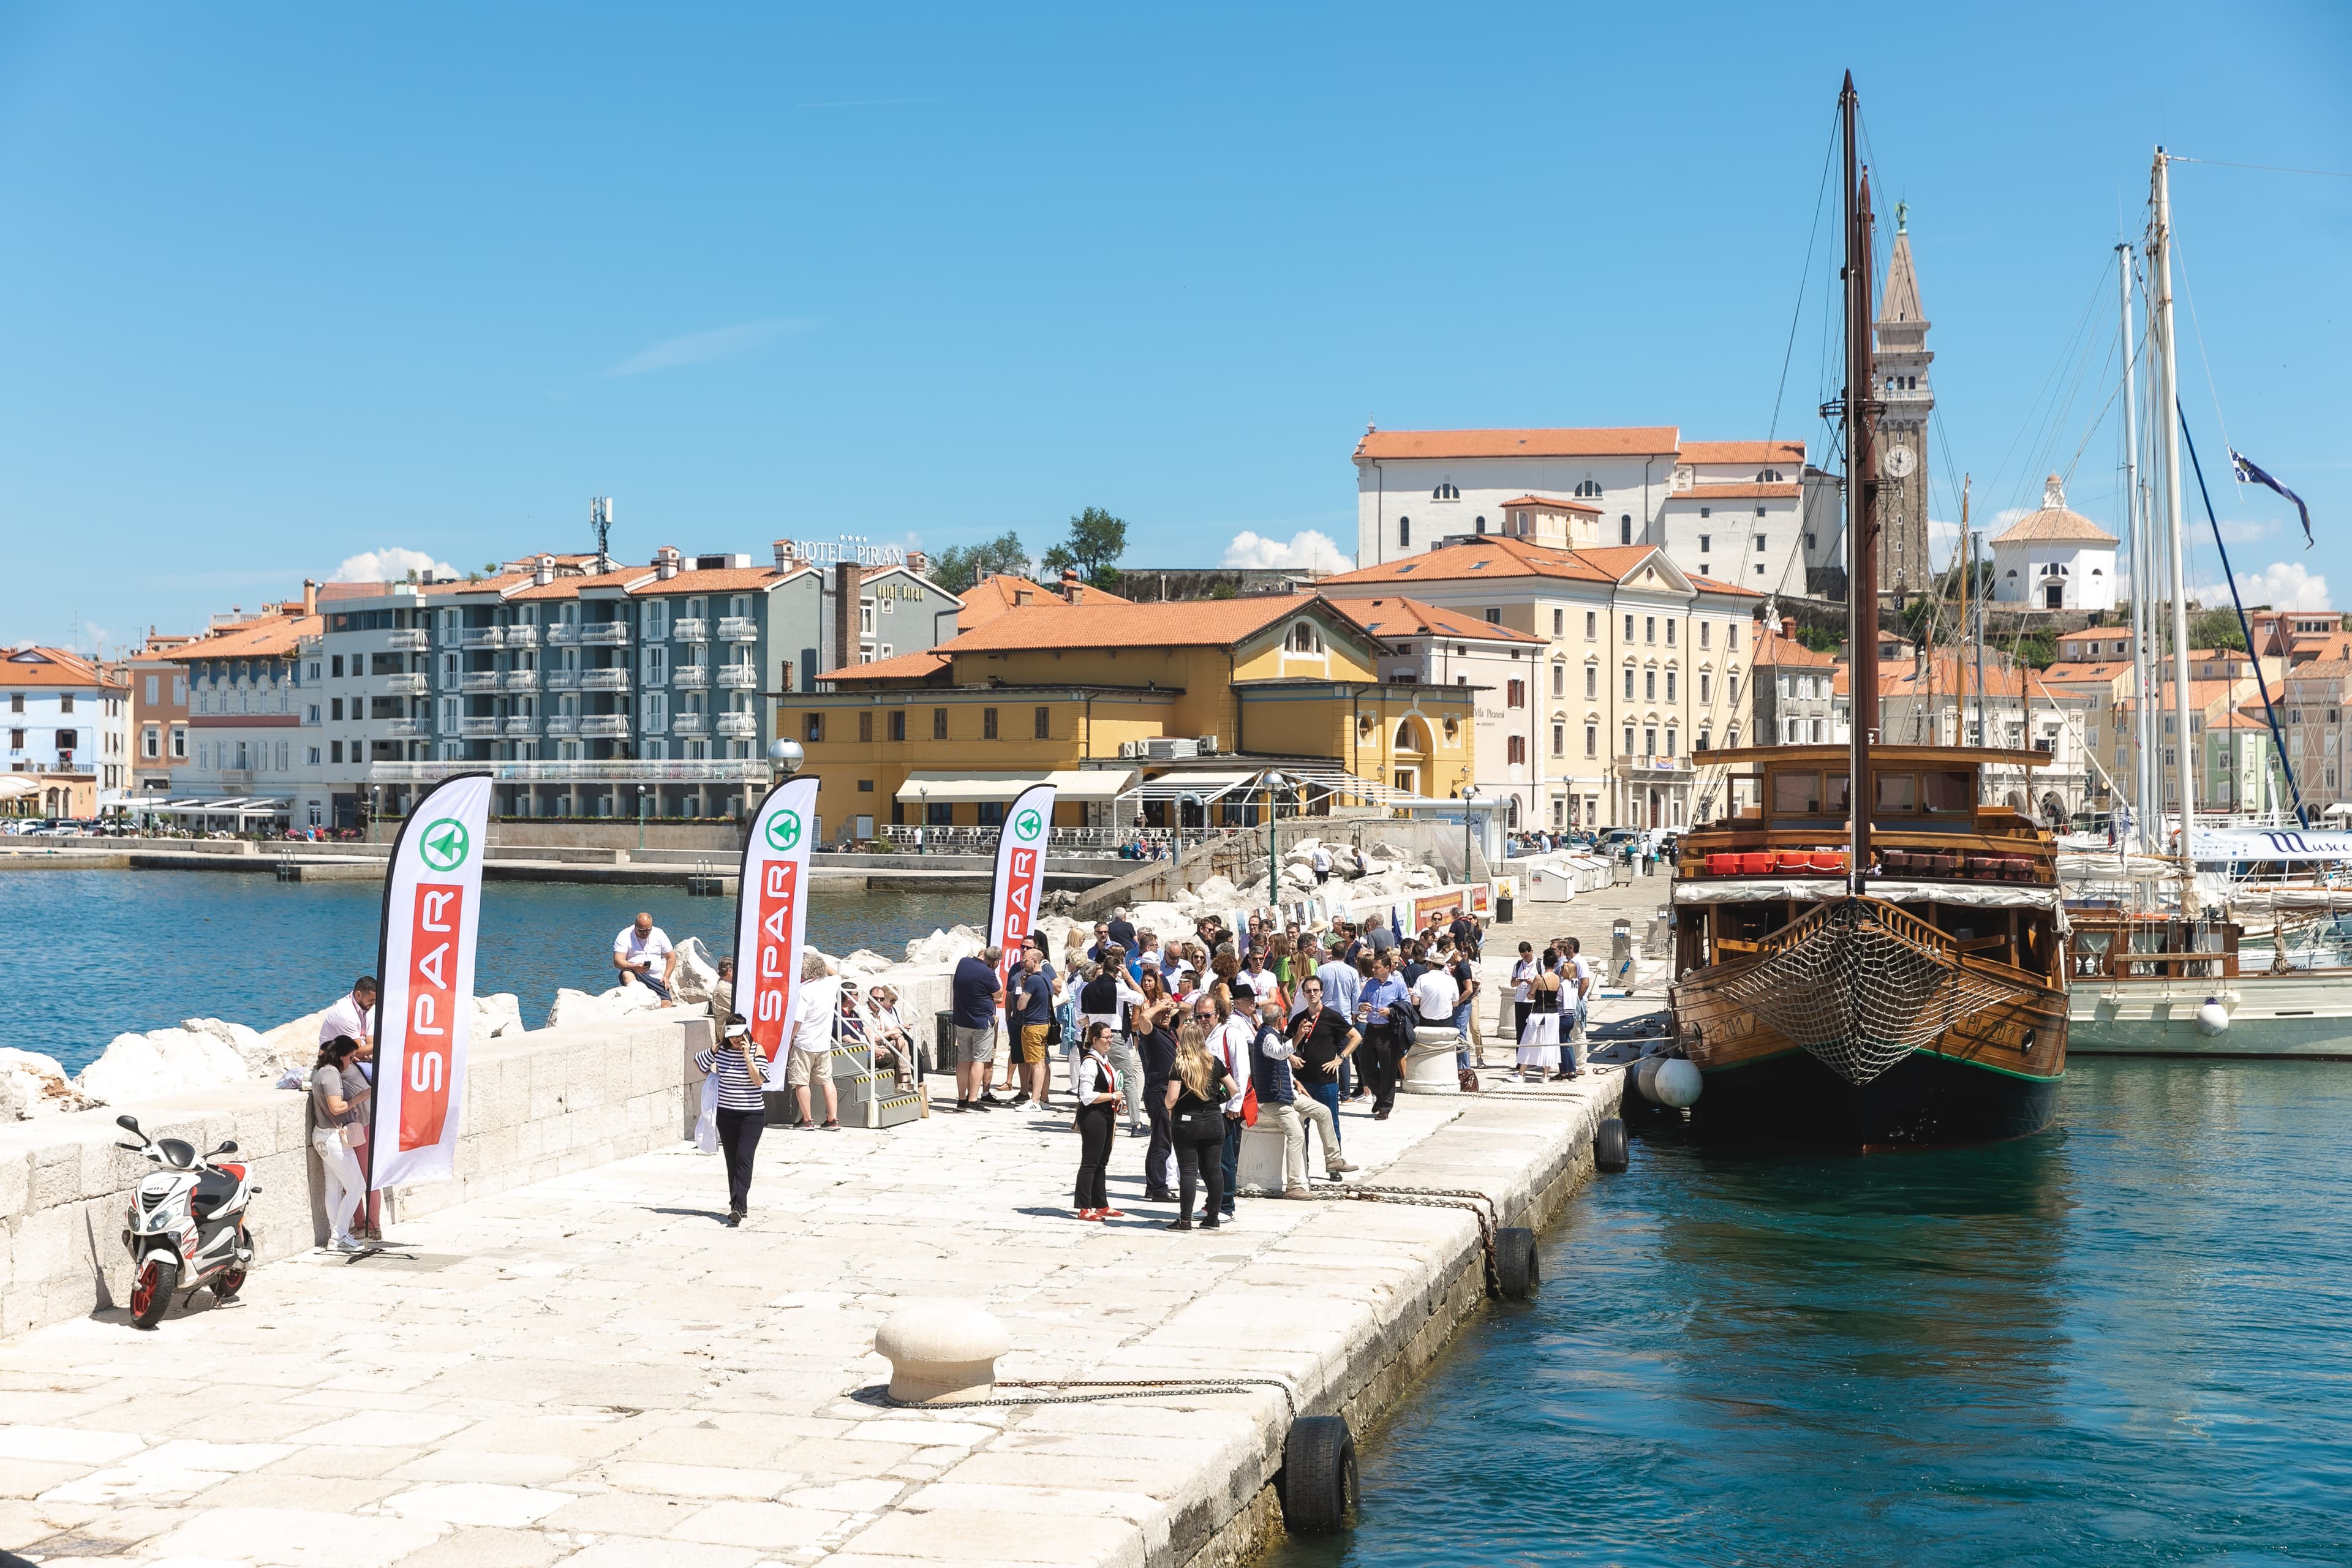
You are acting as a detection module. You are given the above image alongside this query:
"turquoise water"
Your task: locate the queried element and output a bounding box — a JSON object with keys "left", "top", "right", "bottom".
{"left": 1271, "top": 1061, "right": 2352, "bottom": 1567}
{"left": 4, "top": 870, "right": 977, "bottom": 1073}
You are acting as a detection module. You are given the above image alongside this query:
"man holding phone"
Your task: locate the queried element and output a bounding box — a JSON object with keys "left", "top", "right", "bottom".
{"left": 1355, "top": 952, "right": 1410, "bottom": 1120}
{"left": 1289, "top": 977, "right": 1359, "bottom": 1178}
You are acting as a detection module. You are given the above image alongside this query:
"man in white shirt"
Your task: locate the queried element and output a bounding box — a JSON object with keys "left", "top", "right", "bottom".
{"left": 1208, "top": 993, "right": 1254, "bottom": 1221}
{"left": 1239, "top": 949, "right": 1281, "bottom": 1009}
{"left": 1412, "top": 962, "right": 1460, "bottom": 1031}
{"left": 1311, "top": 845, "right": 1332, "bottom": 883}
{"left": 613, "top": 913, "right": 677, "bottom": 1006}
{"left": 318, "top": 976, "right": 377, "bottom": 1049}
{"left": 790, "top": 949, "right": 842, "bottom": 1128}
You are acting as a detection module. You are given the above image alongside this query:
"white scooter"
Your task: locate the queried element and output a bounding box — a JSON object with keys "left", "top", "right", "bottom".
{"left": 115, "top": 1113, "right": 258, "bottom": 1329}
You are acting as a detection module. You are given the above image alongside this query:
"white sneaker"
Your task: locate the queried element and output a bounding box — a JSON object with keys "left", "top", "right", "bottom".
{"left": 331, "top": 1235, "right": 366, "bottom": 1253}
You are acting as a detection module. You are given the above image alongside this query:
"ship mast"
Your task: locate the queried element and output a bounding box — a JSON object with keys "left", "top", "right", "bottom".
{"left": 2116, "top": 242, "right": 2155, "bottom": 855}
{"left": 1842, "top": 74, "right": 1879, "bottom": 894}
{"left": 2147, "top": 149, "right": 2196, "bottom": 870}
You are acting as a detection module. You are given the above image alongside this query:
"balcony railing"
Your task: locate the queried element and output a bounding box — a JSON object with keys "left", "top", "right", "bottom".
{"left": 714, "top": 665, "right": 756, "bottom": 690}
{"left": 502, "top": 716, "right": 539, "bottom": 737}
{"left": 1616, "top": 753, "right": 1689, "bottom": 774}
{"left": 503, "top": 670, "right": 541, "bottom": 692}
{"left": 382, "top": 673, "right": 428, "bottom": 696}
{"left": 578, "top": 669, "right": 631, "bottom": 692}
{"left": 669, "top": 666, "right": 709, "bottom": 689}
{"left": 714, "top": 714, "right": 756, "bottom": 738}
{"left": 385, "top": 719, "right": 424, "bottom": 738}
{"left": 579, "top": 716, "right": 630, "bottom": 738}
{"left": 543, "top": 669, "right": 579, "bottom": 690}
{"left": 578, "top": 623, "right": 631, "bottom": 647}
{"left": 671, "top": 618, "right": 708, "bottom": 643}
{"left": 460, "top": 628, "right": 505, "bottom": 650}
{"left": 458, "top": 673, "right": 503, "bottom": 693}
{"left": 459, "top": 717, "right": 500, "bottom": 737}
{"left": 545, "top": 625, "right": 579, "bottom": 646}
{"left": 386, "top": 630, "right": 429, "bottom": 652}
{"left": 717, "top": 617, "right": 758, "bottom": 642}
{"left": 503, "top": 625, "right": 538, "bottom": 647}
{"left": 368, "top": 758, "right": 770, "bottom": 785}
{"left": 544, "top": 717, "right": 578, "bottom": 737}
{"left": 671, "top": 714, "right": 709, "bottom": 735}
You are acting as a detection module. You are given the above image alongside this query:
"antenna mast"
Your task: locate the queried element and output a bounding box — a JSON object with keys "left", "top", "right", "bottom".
{"left": 590, "top": 497, "right": 615, "bottom": 573}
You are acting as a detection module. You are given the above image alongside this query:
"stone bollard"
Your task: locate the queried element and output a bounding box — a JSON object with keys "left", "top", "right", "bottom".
{"left": 1236, "top": 1121, "right": 1290, "bottom": 1194}
{"left": 1399, "top": 1025, "right": 1464, "bottom": 1095}
{"left": 875, "top": 1302, "right": 1010, "bottom": 1405}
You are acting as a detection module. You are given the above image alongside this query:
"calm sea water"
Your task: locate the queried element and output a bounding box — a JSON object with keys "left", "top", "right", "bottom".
{"left": 6, "top": 870, "right": 979, "bottom": 1073}
{"left": 1272, "top": 1061, "right": 2352, "bottom": 1567}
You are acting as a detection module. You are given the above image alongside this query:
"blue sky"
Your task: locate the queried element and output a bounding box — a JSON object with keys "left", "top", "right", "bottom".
{"left": 2, "top": 2, "right": 2346, "bottom": 651}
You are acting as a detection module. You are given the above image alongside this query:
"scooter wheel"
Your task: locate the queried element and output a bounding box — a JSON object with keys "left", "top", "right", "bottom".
{"left": 131, "top": 1257, "right": 177, "bottom": 1330}
{"left": 213, "top": 1263, "right": 247, "bottom": 1303}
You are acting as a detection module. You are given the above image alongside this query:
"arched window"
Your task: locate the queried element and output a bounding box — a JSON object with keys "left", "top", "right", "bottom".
{"left": 1286, "top": 620, "right": 1324, "bottom": 655}
{"left": 1432, "top": 482, "right": 1459, "bottom": 500}
{"left": 1393, "top": 717, "right": 1430, "bottom": 752}
{"left": 1574, "top": 480, "right": 1604, "bottom": 499}
{"left": 1755, "top": 469, "right": 1784, "bottom": 483}
{"left": 1398, "top": 516, "right": 1411, "bottom": 547}
{"left": 1621, "top": 514, "right": 1633, "bottom": 546}
{"left": 1473, "top": 515, "right": 1485, "bottom": 532}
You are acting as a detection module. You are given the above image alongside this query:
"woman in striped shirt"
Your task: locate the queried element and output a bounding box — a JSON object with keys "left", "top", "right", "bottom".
{"left": 694, "top": 1014, "right": 768, "bottom": 1226}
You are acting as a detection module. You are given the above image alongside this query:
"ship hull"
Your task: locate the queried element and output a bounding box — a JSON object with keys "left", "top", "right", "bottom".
{"left": 1679, "top": 1047, "right": 2061, "bottom": 1148}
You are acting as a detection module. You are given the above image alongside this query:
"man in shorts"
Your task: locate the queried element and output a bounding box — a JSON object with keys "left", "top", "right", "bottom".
{"left": 1012, "top": 943, "right": 1056, "bottom": 1109}
{"left": 788, "top": 949, "right": 842, "bottom": 1129}
{"left": 949, "top": 944, "right": 1006, "bottom": 1112}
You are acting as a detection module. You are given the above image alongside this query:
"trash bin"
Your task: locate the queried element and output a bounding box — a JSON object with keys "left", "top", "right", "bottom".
{"left": 932, "top": 1009, "right": 959, "bottom": 1078}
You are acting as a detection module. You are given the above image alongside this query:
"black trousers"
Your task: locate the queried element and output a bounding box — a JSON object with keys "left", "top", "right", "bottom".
{"left": 1075, "top": 1102, "right": 1114, "bottom": 1210}
{"left": 1364, "top": 1025, "right": 1403, "bottom": 1112}
{"left": 1175, "top": 1130, "right": 1226, "bottom": 1223}
{"left": 1514, "top": 1001, "right": 1534, "bottom": 1044}
{"left": 1144, "top": 1090, "right": 1174, "bottom": 1194}
{"left": 715, "top": 1107, "right": 764, "bottom": 1213}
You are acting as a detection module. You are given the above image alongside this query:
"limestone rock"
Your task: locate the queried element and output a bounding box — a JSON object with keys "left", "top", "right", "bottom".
{"left": 1196, "top": 875, "right": 1240, "bottom": 904}
{"left": 0, "top": 1047, "right": 91, "bottom": 1120}
{"left": 77, "top": 1025, "right": 252, "bottom": 1106}
{"left": 903, "top": 925, "right": 984, "bottom": 967}
{"left": 839, "top": 948, "right": 897, "bottom": 979}
{"left": 257, "top": 1006, "right": 334, "bottom": 1069}
{"left": 544, "top": 981, "right": 663, "bottom": 1031}
{"left": 179, "top": 1017, "right": 281, "bottom": 1076}
{"left": 475, "top": 992, "right": 524, "bottom": 1039}
{"left": 669, "top": 937, "right": 721, "bottom": 1007}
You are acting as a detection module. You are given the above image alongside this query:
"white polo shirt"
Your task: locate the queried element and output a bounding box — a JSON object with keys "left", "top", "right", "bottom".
{"left": 318, "top": 992, "right": 372, "bottom": 1046}
{"left": 1412, "top": 967, "right": 1461, "bottom": 1023}
{"left": 615, "top": 925, "right": 674, "bottom": 973}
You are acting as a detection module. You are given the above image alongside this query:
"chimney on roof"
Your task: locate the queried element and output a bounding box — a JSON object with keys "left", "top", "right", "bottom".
{"left": 774, "top": 539, "right": 800, "bottom": 569}
{"left": 1782, "top": 616, "right": 1798, "bottom": 639}
{"left": 906, "top": 549, "right": 930, "bottom": 578}
{"left": 834, "top": 560, "right": 863, "bottom": 671}
{"left": 535, "top": 555, "right": 556, "bottom": 587}
{"left": 302, "top": 579, "right": 318, "bottom": 616}
{"left": 1057, "top": 567, "right": 1083, "bottom": 603}
{"left": 655, "top": 545, "right": 680, "bottom": 582}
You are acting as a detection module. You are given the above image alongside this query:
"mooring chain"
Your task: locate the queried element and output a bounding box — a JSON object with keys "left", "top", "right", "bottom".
{"left": 874, "top": 1376, "right": 1299, "bottom": 1420}
{"left": 1291, "top": 1183, "right": 1503, "bottom": 1295}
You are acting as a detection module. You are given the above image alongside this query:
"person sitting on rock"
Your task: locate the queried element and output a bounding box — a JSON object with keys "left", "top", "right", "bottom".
{"left": 613, "top": 913, "right": 677, "bottom": 1006}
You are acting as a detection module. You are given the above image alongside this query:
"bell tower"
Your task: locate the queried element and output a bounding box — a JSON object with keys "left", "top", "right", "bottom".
{"left": 1874, "top": 205, "right": 1933, "bottom": 595}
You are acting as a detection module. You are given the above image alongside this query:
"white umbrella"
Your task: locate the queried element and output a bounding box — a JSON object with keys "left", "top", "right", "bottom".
{"left": 0, "top": 775, "right": 40, "bottom": 801}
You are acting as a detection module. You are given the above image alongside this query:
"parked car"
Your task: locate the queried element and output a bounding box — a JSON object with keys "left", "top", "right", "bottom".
{"left": 1596, "top": 827, "right": 1659, "bottom": 859}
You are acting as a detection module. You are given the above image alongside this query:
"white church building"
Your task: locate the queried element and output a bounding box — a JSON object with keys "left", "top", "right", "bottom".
{"left": 1989, "top": 474, "right": 2118, "bottom": 611}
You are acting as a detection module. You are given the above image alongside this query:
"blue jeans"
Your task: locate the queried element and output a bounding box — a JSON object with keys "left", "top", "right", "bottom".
{"left": 1221, "top": 1115, "right": 1242, "bottom": 1215}
{"left": 1306, "top": 1082, "right": 1341, "bottom": 1147}
{"left": 1452, "top": 1003, "right": 1473, "bottom": 1068}
{"left": 625, "top": 968, "right": 672, "bottom": 1002}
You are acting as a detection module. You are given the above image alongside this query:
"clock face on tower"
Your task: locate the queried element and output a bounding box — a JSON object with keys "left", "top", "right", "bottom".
{"left": 1882, "top": 442, "right": 1916, "bottom": 479}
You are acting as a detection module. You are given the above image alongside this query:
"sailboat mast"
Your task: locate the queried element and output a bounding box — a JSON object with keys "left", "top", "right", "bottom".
{"left": 1841, "top": 73, "right": 1879, "bottom": 892}
{"left": 2117, "top": 241, "right": 2155, "bottom": 854}
{"left": 2148, "top": 148, "right": 2196, "bottom": 865}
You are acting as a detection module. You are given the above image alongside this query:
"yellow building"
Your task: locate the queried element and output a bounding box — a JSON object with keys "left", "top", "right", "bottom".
{"left": 782, "top": 594, "right": 1477, "bottom": 840}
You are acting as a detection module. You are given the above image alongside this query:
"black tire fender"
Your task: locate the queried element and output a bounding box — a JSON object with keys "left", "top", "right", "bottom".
{"left": 1595, "top": 1116, "right": 1630, "bottom": 1172}
{"left": 1278, "top": 1414, "right": 1358, "bottom": 1534}
{"left": 1494, "top": 1226, "right": 1540, "bottom": 1298}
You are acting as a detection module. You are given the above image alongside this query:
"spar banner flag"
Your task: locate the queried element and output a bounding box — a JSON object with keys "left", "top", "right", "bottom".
{"left": 368, "top": 771, "right": 492, "bottom": 1191}
{"left": 734, "top": 775, "right": 820, "bottom": 1088}
{"left": 987, "top": 783, "right": 1057, "bottom": 995}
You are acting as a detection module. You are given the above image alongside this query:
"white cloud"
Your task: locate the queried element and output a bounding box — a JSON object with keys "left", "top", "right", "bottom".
{"left": 330, "top": 547, "right": 457, "bottom": 584}
{"left": 602, "top": 317, "right": 815, "bottom": 377}
{"left": 2194, "top": 560, "right": 2331, "bottom": 611}
{"left": 1928, "top": 517, "right": 1959, "bottom": 571}
{"left": 2217, "top": 518, "right": 2278, "bottom": 545}
{"left": 1221, "top": 529, "right": 1354, "bottom": 574}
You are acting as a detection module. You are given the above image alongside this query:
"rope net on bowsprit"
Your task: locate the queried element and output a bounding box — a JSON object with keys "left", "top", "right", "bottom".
{"left": 1717, "top": 899, "right": 2016, "bottom": 1086}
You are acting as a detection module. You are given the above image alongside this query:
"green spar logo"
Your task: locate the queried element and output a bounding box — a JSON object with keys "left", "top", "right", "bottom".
{"left": 418, "top": 818, "right": 470, "bottom": 873}
{"left": 1014, "top": 809, "right": 1043, "bottom": 842}
{"left": 765, "top": 811, "right": 804, "bottom": 853}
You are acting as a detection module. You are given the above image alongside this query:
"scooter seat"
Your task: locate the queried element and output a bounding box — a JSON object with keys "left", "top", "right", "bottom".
{"left": 191, "top": 1168, "right": 238, "bottom": 1216}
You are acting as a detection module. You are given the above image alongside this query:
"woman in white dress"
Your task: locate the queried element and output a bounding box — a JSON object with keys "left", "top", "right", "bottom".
{"left": 1515, "top": 951, "right": 1562, "bottom": 1081}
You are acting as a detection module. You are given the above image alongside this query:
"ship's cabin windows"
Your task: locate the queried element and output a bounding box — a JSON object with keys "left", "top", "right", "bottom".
{"left": 1921, "top": 769, "right": 1973, "bottom": 814}
{"left": 1875, "top": 772, "right": 1917, "bottom": 813}
{"left": 1768, "top": 769, "right": 1850, "bottom": 815}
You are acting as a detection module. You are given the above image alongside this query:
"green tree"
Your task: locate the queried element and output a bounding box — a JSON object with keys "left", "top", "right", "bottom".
{"left": 1039, "top": 506, "right": 1128, "bottom": 587}
{"left": 2189, "top": 606, "right": 2247, "bottom": 652}
{"left": 930, "top": 531, "right": 1031, "bottom": 594}
{"left": 1795, "top": 625, "right": 1842, "bottom": 654}
{"left": 2013, "top": 631, "right": 2058, "bottom": 669}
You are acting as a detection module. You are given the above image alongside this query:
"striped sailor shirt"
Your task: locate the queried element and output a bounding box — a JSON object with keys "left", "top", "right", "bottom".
{"left": 693, "top": 1041, "right": 769, "bottom": 1112}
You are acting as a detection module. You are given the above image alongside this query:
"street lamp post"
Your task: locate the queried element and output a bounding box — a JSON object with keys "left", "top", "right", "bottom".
{"left": 1262, "top": 771, "right": 1289, "bottom": 907}
{"left": 1460, "top": 785, "right": 1481, "bottom": 889}
{"left": 917, "top": 783, "right": 930, "bottom": 855}
{"left": 636, "top": 784, "right": 649, "bottom": 852}
{"left": 1177, "top": 791, "right": 1204, "bottom": 865}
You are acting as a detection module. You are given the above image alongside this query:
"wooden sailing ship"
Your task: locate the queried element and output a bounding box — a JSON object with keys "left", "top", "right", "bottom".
{"left": 1669, "top": 745, "right": 2070, "bottom": 1144}
{"left": 1662, "top": 75, "right": 2068, "bottom": 1146}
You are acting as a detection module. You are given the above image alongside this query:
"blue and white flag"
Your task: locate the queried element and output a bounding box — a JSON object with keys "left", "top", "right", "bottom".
{"left": 2230, "top": 449, "right": 2313, "bottom": 549}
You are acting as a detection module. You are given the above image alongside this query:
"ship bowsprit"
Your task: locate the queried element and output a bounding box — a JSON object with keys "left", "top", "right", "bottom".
{"left": 1716, "top": 898, "right": 2019, "bottom": 1087}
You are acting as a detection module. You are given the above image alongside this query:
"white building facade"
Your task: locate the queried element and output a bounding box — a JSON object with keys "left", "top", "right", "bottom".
{"left": 1989, "top": 475, "right": 2119, "bottom": 611}
{"left": 4, "top": 646, "right": 132, "bottom": 811}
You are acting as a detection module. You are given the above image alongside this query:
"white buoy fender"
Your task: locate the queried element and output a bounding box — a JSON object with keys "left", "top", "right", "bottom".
{"left": 1654, "top": 1058, "right": 1703, "bottom": 1108}
{"left": 1634, "top": 1056, "right": 1667, "bottom": 1104}
{"left": 2196, "top": 997, "right": 2230, "bottom": 1036}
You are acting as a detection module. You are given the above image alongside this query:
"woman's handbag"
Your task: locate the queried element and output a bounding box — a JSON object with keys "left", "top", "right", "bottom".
{"left": 339, "top": 1121, "right": 369, "bottom": 1150}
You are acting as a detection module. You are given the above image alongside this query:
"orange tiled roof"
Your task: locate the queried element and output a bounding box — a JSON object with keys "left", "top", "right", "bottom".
{"left": 1494, "top": 494, "right": 1602, "bottom": 515}
{"left": 1667, "top": 483, "right": 1801, "bottom": 502}
{"left": 1354, "top": 426, "right": 1680, "bottom": 462}
{"left": 957, "top": 574, "right": 1131, "bottom": 629}
{"left": 1319, "top": 536, "right": 1762, "bottom": 597}
{"left": 1320, "top": 596, "right": 1545, "bottom": 644}
{"left": 1678, "top": 439, "right": 1807, "bottom": 466}
{"left": 1753, "top": 628, "right": 1838, "bottom": 668}
{"left": 824, "top": 649, "right": 952, "bottom": 684}
{"left": 505, "top": 567, "right": 654, "bottom": 601}
{"left": 164, "top": 612, "right": 321, "bottom": 662}
{"left": 627, "top": 567, "right": 788, "bottom": 595}
{"left": 944, "top": 595, "right": 1362, "bottom": 654}
{"left": 1, "top": 646, "right": 127, "bottom": 688}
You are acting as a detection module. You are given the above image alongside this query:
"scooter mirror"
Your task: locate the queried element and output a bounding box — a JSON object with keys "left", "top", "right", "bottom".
{"left": 116, "top": 1114, "right": 140, "bottom": 1133}
{"left": 215, "top": 1140, "right": 238, "bottom": 1154}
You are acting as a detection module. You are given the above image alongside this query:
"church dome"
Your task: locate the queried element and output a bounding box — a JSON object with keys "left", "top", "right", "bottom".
{"left": 1991, "top": 475, "right": 2117, "bottom": 546}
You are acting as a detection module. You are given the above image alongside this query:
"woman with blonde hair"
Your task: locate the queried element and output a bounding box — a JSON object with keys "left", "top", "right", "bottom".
{"left": 1163, "top": 1020, "right": 1238, "bottom": 1231}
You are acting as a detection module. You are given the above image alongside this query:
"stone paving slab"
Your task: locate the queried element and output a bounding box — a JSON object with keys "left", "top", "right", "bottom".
{"left": 1, "top": 915, "right": 1659, "bottom": 1567}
